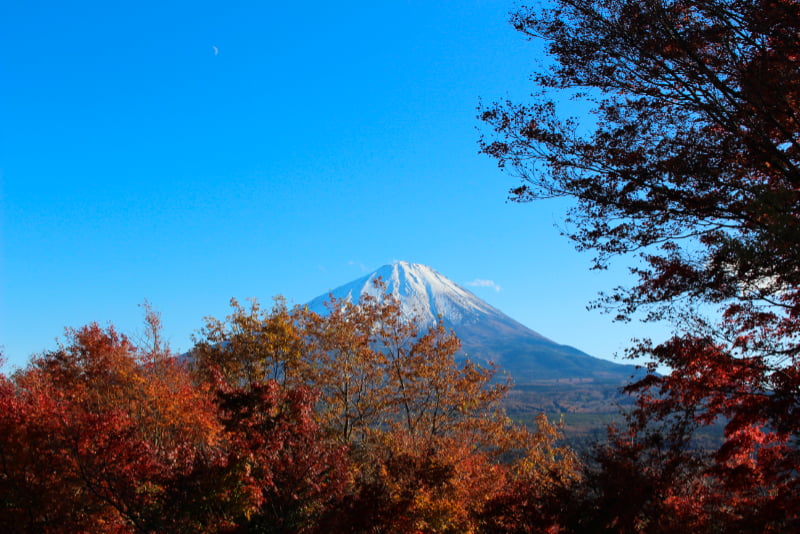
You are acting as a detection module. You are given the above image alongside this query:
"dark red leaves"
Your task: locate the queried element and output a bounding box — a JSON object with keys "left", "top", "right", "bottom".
{"left": 481, "top": 0, "right": 800, "bottom": 530}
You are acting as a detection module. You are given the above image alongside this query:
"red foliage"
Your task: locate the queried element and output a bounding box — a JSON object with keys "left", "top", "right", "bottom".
{"left": 211, "top": 379, "right": 350, "bottom": 533}
{"left": 0, "top": 324, "right": 225, "bottom": 533}
{"left": 1, "top": 297, "right": 580, "bottom": 532}
{"left": 481, "top": 0, "right": 800, "bottom": 530}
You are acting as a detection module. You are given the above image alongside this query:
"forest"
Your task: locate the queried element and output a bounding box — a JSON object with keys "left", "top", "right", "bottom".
{"left": 1, "top": 293, "right": 578, "bottom": 533}
{"left": 3, "top": 0, "right": 799, "bottom": 531}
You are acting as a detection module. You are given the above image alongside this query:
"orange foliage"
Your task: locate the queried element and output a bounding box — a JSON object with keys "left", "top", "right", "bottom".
{"left": 192, "top": 284, "right": 579, "bottom": 532}
{"left": 1, "top": 292, "right": 579, "bottom": 532}
{"left": 0, "top": 323, "right": 224, "bottom": 533}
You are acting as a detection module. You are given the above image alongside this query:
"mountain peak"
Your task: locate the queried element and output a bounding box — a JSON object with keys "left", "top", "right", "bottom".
{"left": 307, "top": 261, "right": 638, "bottom": 382}
{"left": 308, "top": 261, "right": 501, "bottom": 329}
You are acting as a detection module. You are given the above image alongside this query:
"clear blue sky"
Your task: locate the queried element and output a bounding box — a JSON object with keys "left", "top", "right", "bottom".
{"left": 1, "top": 0, "right": 667, "bottom": 371}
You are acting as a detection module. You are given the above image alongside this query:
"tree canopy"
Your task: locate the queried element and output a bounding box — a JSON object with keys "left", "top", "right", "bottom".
{"left": 0, "top": 291, "right": 578, "bottom": 533}
{"left": 480, "top": 0, "right": 800, "bottom": 529}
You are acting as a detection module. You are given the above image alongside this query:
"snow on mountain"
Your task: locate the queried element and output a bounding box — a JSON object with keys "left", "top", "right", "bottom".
{"left": 308, "top": 261, "right": 525, "bottom": 331}
{"left": 306, "top": 261, "right": 638, "bottom": 383}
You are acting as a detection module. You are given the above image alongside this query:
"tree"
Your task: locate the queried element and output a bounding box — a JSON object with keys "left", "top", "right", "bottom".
{"left": 0, "top": 315, "right": 355, "bottom": 533}
{"left": 298, "top": 288, "right": 512, "bottom": 450}
{"left": 211, "top": 380, "right": 350, "bottom": 533}
{"left": 480, "top": 0, "right": 800, "bottom": 528}
{"left": 3, "top": 294, "right": 579, "bottom": 532}
{"left": 192, "top": 287, "right": 579, "bottom": 532}
{"left": 191, "top": 296, "right": 306, "bottom": 390}
{"left": 0, "top": 323, "right": 226, "bottom": 533}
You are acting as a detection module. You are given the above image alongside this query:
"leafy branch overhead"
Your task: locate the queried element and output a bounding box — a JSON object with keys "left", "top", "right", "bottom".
{"left": 481, "top": 0, "right": 800, "bottom": 530}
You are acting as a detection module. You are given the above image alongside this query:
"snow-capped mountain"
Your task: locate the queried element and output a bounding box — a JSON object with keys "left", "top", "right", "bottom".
{"left": 307, "top": 261, "right": 638, "bottom": 383}
{"left": 308, "top": 261, "right": 544, "bottom": 337}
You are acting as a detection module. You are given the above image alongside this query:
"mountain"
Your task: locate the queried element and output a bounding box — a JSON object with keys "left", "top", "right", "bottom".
{"left": 307, "top": 261, "right": 638, "bottom": 384}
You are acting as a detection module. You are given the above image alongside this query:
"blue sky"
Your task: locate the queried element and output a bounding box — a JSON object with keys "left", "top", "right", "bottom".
{"left": 1, "top": 0, "right": 667, "bottom": 371}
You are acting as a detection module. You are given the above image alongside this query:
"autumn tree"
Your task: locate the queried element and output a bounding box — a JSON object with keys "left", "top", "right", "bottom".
{"left": 191, "top": 296, "right": 306, "bottom": 389}
{"left": 1, "top": 289, "right": 580, "bottom": 533}
{"left": 0, "top": 323, "right": 226, "bottom": 533}
{"left": 297, "top": 289, "right": 513, "bottom": 449}
{"left": 192, "top": 287, "right": 579, "bottom": 532}
{"left": 301, "top": 290, "right": 516, "bottom": 532}
{"left": 480, "top": 0, "right": 800, "bottom": 529}
{"left": 210, "top": 379, "right": 350, "bottom": 533}
{"left": 191, "top": 286, "right": 513, "bottom": 450}
{"left": 189, "top": 299, "right": 357, "bottom": 532}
